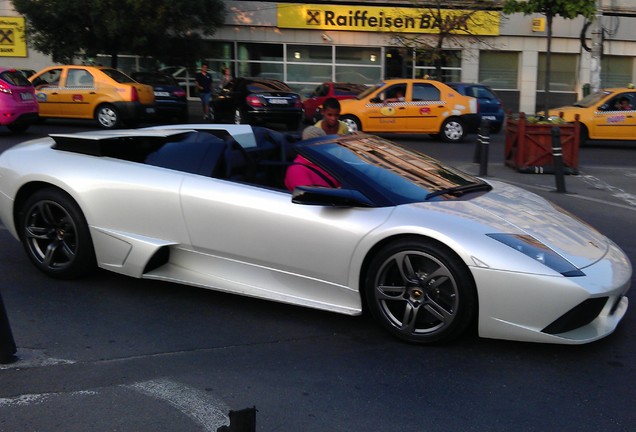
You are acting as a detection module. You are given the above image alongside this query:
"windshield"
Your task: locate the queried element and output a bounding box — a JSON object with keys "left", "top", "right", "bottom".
{"left": 303, "top": 134, "right": 485, "bottom": 205}
{"left": 356, "top": 83, "right": 384, "bottom": 100}
{"left": 0, "top": 70, "right": 32, "bottom": 87}
{"left": 101, "top": 68, "right": 136, "bottom": 84}
{"left": 572, "top": 90, "right": 612, "bottom": 107}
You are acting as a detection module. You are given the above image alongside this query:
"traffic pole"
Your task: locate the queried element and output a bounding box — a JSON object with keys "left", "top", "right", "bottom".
{"left": 551, "top": 126, "right": 567, "bottom": 193}
{"left": 473, "top": 118, "right": 490, "bottom": 176}
{"left": 0, "top": 289, "right": 17, "bottom": 364}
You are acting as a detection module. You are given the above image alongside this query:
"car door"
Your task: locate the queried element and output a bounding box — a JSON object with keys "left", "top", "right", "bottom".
{"left": 592, "top": 92, "right": 636, "bottom": 139}
{"left": 178, "top": 177, "right": 391, "bottom": 310}
{"left": 406, "top": 82, "right": 448, "bottom": 133}
{"left": 364, "top": 83, "right": 409, "bottom": 132}
{"left": 32, "top": 67, "right": 65, "bottom": 117}
{"left": 61, "top": 68, "right": 99, "bottom": 119}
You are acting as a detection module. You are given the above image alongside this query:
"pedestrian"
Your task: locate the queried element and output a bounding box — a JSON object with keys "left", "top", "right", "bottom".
{"left": 195, "top": 63, "right": 214, "bottom": 120}
{"left": 218, "top": 66, "right": 232, "bottom": 91}
{"left": 314, "top": 98, "right": 350, "bottom": 135}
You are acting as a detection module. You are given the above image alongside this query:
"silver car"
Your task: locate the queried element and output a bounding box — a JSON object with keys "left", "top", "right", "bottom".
{"left": 0, "top": 125, "right": 630, "bottom": 344}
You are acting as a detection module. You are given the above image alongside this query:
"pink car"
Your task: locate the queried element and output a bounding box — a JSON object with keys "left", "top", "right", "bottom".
{"left": 0, "top": 68, "right": 39, "bottom": 132}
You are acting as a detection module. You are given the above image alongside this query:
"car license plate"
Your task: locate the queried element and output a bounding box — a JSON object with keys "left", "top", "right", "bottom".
{"left": 20, "top": 92, "right": 33, "bottom": 101}
{"left": 154, "top": 91, "right": 170, "bottom": 97}
{"left": 146, "top": 107, "right": 155, "bottom": 114}
{"left": 482, "top": 115, "right": 496, "bottom": 120}
{"left": 269, "top": 98, "right": 288, "bottom": 104}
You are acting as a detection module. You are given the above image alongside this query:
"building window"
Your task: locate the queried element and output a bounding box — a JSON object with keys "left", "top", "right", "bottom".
{"left": 538, "top": 53, "right": 577, "bottom": 92}
{"left": 601, "top": 56, "right": 633, "bottom": 88}
{"left": 479, "top": 51, "right": 519, "bottom": 90}
{"left": 414, "top": 50, "right": 461, "bottom": 82}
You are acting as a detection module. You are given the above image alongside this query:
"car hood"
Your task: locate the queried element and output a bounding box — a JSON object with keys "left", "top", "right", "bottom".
{"left": 546, "top": 105, "right": 585, "bottom": 120}
{"left": 405, "top": 180, "right": 611, "bottom": 270}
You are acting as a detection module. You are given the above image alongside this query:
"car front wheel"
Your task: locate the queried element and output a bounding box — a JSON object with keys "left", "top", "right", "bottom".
{"left": 96, "top": 104, "right": 121, "bottom": 129}
{"left": 341, "top": 115, "right": 361, "bottom": 132}
{"left": 440, "top": 118, "right": 466, "bottom": 142}
{"left": 364, "top": 239, "right": 476, "bottom": 344}
{"left": 19, "top": 188, "right": 96, "bottom": 279}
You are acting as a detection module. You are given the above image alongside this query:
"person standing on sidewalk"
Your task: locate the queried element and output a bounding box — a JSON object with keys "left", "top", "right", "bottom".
{"left": 195, "top": 63, "right": 214, "bottom": 120}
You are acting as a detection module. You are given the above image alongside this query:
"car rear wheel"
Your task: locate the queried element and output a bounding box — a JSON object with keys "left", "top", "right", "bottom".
{"left": 19, "top": 188, "right": 96, "bottom": 279}
{"left": 96, "top": 104, "right": 121, "bottom": 129}
{"left": 364, "top": 239, "right": 476, "bottom": 344}
{"left": 341, "top": 115, "right": 361, "bottom": 132}
{"left": 440, "top": 118, "right": 466, "bottom": 142}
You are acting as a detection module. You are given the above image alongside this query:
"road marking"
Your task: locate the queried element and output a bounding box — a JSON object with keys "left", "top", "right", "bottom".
{"left": 128, "top": 379, "right": 230, "bottom": 432}
{"left": 0, "top": 348, "right": 75, "bottom": 370}
{"left": 0, "top": 390, "right": 97, "bottom": 407}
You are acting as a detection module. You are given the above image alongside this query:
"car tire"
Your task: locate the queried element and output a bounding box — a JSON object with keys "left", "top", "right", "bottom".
{"left": 7, "top": 122, "right": 29, "bottom": 133}
{"left": 341, "top": 115, "right": 361, "bottom": 132}
{"left": 19, "top": 188, "right": 96, "bottom": 279}
{"left": 440, "top": 118, "right": 466, "bottom": 143}
{"left": 96, "top": 104, "right": 121, "bottom": 129}
{"left": 364, "top": 238, "right": 476, "bottom": 344}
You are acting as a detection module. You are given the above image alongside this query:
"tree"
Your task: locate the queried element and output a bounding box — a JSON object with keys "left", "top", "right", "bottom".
{"left": 502, "top": 0, "right": 596, "bottom": 114}
{"left": 13, "top": 0, "right": 226, "bottom": 68}
{"left": 388, "top": 0, "right": 500, "bottom": 81}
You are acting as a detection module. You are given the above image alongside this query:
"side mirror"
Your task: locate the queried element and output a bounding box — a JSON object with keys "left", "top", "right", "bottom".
{"left": 292, "top": 187, "right": 374, "bottom": 207}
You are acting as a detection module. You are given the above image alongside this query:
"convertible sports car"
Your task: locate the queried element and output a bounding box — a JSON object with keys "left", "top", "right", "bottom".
{"left": 0, "top": 125, "right": 630, "bottom": 344}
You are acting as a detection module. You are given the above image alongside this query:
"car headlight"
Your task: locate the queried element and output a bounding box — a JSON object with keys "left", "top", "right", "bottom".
{"left": 487, "top": 234, "right": 585, "bottom": 277}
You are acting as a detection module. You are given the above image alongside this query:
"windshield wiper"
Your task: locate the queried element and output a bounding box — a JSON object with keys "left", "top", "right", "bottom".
{"left": 425, "top": 182, "right": 492, "bottom": 200}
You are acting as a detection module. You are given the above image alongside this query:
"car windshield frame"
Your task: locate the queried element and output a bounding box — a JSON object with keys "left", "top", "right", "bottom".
{"left": 356, "top": 83, "right": 384, "bottom": 100}
{"left": 298, "top": 134, "right": 487, "bottom": 206}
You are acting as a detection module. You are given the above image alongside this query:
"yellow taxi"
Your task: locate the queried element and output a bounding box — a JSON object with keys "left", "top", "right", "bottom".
{"left": 548, "top": 87, "right": 636, "bottom": 144}
{"left": 30, "top": 65, "right": 155, "bottom": 129}
{"left": 338, "top": 79, "right": 479, "bottom": 142}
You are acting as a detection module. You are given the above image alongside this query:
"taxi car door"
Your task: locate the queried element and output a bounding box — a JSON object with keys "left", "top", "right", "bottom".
{"left": 406, "top": 83, "right": 447, "bottom": 133}
{"left": 366, "top": 84, "right": 408, "bottom": 132}
{"left": 60, "top": 68, "right": 99, "bottom": 119}
{"left": 592, "top": 93, "right": 636, "bottom": 139}
{"left": 32, "top": 68, "right": 65, "bottom": 117}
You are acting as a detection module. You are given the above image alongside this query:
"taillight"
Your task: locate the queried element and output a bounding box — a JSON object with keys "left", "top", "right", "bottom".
{"left": 246, "top": 94, "right": 262, "bottom": 107}
{"left": 172, "top": 89, "right": 186, "bottom": 98}
{"left": 0, "top": 82, "right": 12, "bottom": 95}
{"left": 131, "top": 86, "right": 139, "bottom": 102}
{"left": 294, "top": 97, "right": 302, "bottom": 108}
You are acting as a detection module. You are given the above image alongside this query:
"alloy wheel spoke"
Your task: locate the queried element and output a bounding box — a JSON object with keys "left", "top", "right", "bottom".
{"left": 423, "top": 297, "right": 453, "bottom": 323}
{"left": 376, "top": 284, "right": 407, "bottom": 300}
{"left": 43, "top": 239, "right": 62, "bottom": 267}
{"left": 400, "top": 302, "right": 420, "bottom": 332}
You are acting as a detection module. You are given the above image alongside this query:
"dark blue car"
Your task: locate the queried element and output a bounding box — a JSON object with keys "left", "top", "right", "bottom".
{"left": 447, "top": 83, "right": 505, "bottom": 133}
{"left": 132, "top": 72, "right": 189, "bottom": 123}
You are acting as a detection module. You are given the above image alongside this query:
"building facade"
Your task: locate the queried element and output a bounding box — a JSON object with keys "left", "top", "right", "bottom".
{"left": 2, "top": 0, "right": 636, "bottom": 113}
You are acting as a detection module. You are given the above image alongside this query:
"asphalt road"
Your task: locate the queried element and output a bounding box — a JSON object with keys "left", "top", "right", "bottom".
{"left": 0, "top": 118, "right": 635, "bottom": 432}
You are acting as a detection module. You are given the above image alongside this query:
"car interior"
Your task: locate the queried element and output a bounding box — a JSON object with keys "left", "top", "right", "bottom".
{"left": 50, "top": 128, "right": 307, "bottom": 191}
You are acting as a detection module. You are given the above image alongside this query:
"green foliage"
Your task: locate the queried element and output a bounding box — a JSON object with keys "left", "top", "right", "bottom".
{"left": 13, "top": 0, "right": 226, "bottom": 65}
{"left": 502, "top": 0, "right": 596, "bottom": 20}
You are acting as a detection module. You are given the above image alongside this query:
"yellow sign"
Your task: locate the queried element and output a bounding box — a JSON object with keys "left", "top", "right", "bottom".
{"left": 277, "top": 4, "right": 500, "bottom": 35}
{"left": 532, "top": 17, "right": 546, "bottom": 32}
{"left": 0, "top": 16, "right": 27, "bottom": 57}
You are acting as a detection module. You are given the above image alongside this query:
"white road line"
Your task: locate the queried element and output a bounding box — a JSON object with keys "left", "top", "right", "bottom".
{"left": 0, "top": 390, "right": 97, "bottom": 408}
{"left": 0, "top": 348, "right": 75, "bottom": 370}
{"left": 128, "top": 378, "right": 230, "bottom": 432}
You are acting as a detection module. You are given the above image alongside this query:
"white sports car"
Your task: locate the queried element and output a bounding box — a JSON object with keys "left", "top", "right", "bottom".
{"left": 0, "top": 125, "right": 630, "bottom": 344}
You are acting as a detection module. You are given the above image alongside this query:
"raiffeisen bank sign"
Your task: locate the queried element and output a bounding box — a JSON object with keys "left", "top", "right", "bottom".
{"left": 277, "top": 4, "right": 500, "bottom": 35}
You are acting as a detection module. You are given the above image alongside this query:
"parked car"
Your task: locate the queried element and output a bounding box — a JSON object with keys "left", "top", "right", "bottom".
{"left": 0, "top": 67, "right": 39, "bottom": 133}
{"left": 29, "top": 65, "right": 155, "bottom": 129}
{"left": 212, "top": 77, "right": 303, "bottom": 130}
{"left": 303, "top": 82, "right": 367, "bottom": 123}
{"left": 338, "top": 79, "right": 479, "bottom": 142}
{"left": 17, "top": 69, "right": 37, "bottom": 79}
{"left": 132, "top": 72, "right": 188, "bottom": 123}
{"left": 447, "top": 82, "right": 505, "bottom": 133}
{"left": 0, "top": 124, "right": 630, "bottom": 344}
{"left": 545, "top": 87, "right": 636, "bottom": 145}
